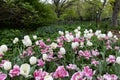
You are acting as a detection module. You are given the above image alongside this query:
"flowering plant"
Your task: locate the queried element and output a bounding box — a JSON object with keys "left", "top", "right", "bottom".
{"left": 0, "top": 26, "right": 120, "bottom": 80}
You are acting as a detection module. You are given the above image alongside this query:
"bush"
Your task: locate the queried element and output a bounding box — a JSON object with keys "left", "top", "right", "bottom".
{"left": 0, "top": 0, "right": 57, "bottom": 29}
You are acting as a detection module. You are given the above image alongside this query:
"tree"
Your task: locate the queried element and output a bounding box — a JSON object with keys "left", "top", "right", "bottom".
{"left": 85, "top": 0, "right": 107, "bottom": 26}
{"left": 52, "top": 0, "right": 76, "bottom": 18}
{"left": 111, "top": 0, "right": 120, "bottom": 26}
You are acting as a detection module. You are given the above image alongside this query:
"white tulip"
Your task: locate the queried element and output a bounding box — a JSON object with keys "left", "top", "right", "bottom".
{"left": 35, "top": 41, "right": 39, "bottom": 45}
{"left": 89, "top": 29, "right": 93, "bottom": 33}
{"left": 77, "top": 26, "right": 81, "bottom": 30}
{"left": 84, "top": 29, "right": 89, "bottom": 34}
{"left": 0, "top": 49, "right": 4, "bottom": 55}
{"left": 57, "top": 38, "right": 61, "bottom": 43}
{"left": 113, "top": 35, "right": 118, "bottom": 40}
{"left": 76, "top": 33, "right": 80, "bottom": 38}
{"left": 58, "top": 31, "right": 64, "bottom": 35}
{"left": 84, "top": 33, "right": 87, "bottom": 38}
{"left": 44, "top": 75, "right": 53, "bottom": 80}
{"left": 0, "top": 45, "right": 8, "bottom": 52}
{"left": 85, "top": 33, "right": 93, "bottom": 39}
{"left": 22, "top": 39, "right": 32, "bottom": 47}
{"left": 42, "top": 54, "right": 48, "bottom": 61}
{"left": 116, "top": 57, "right": 120, "bottom": 64}
{"left": 24, "top": 35, "right": 30, "bottom": 40}
{"left": 95, "top": 30, "right": 101, "bottom": 36}
{"left": 65, "top": 31, "right": 69, "bottom": 34}
{"left": 20, "top": 63, "right": 30, "bottom": 77}
{"left": 76, "top": 32, "right": 81, "bottom": 38}
{"left": 71, "top": 42, "right": 79, "bottom": 49}
{"left": 29, "top": 56, "right": 37, "bottom": 65}
{"left": 65, "top": 33, "right": 74, "bottom": 42}
{"left": 60, "top": 47, "right": 66, "bottom": 54}
{"left": 100, "top": 34, "right": 106, "bottom": 38}
{"left": 13, "top": 40, "right": 17, "bottom": 44}
{"left": 65, "top": 34, "right": 70, "bottom": 42}
{"left": 3, "top": 61, "right": 12, "bottom": 70}
{"left": 26, "top": 39, "right": 32, "bottom": 47}
{"left": 14, "top": 37, "right": 19, "bottom": 41}
{"left": 97, "top": 34, "right": 106, "bottom": 39}
{"left": 86, "top": 40, "right": 93, "bottom": 46}
{"left": 33, "top": 35, "right": 37, "bottom": 40}
{"left": 13, "top": 37, "right": 19, "bottom": 44}
{"left": 69, "top": 35, "right": 74, "bottom": 41}
{"left": 74, "top": 29, "right": 78, "bottom": 33}
{"left": 80, "top": 42, "right": 84, "bottom": 47}
{"left": 50, "top": 42, "right": 58, "bottom": 49}
{"left": 107, "top": 31, "right": 113, "bottom": 38}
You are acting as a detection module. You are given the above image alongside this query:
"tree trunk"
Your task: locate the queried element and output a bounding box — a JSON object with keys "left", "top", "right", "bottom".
{"left": 76, "top": 2, "right": 83, "bottom": 21}
{"left": 97, "top": 0, "right": 107, "bottom": 28}
{"left": 111, "top": 0, "right": 120, "bottom": 26}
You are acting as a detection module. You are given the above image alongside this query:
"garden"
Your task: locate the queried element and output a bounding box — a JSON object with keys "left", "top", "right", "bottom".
{"left": 0, "top": 0, "right": 120, "bottom": 80}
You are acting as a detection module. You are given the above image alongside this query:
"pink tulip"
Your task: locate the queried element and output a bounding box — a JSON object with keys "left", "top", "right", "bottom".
{"left": 37, "top": 59, "right": 45, "bottom": 67}
{"left": 46, "top": 38, "right": 51, "bottom": 42}
{"left": 91, "top": 50, "right": 99, "bottom": 56}
{"left": 34, "top": 69, "right": 48, "bottom": 80}
{"left": 106, "top": 55, "right": 116, "bottom": 63}
{"left": 66, "top": 64, "right": 78, "bottom": 70}
{"left": 71, "top": 71, "right": 84, "bottom": 80}
{"left": 0, "top": 60, "right": 8, "bottom": 68}
{"left": 83, "top": 66, "right": 94, "bottom": 78}
{"left": 9, "top": 65, "right": 20, "bottom": 77}
{"left": 38, "top": 40, "right": 46, "bottom": 48}
{"left": 103, "top": 73, "right": 118, "bottom": 80}
{"left": 53, "top": 66, "right": 69, "bottom": 78}
{"left": 0, "top": 72, "right": 7, "bottom": 80}
{"left": 79, "top": 50, "right": 92, "bottom": 59}
{"left": 91, "top": 59, "right": 99, "bottom": 66}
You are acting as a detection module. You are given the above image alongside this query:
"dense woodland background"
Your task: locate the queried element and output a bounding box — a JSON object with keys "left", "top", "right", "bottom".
{"left": 0, "top": 0, "right": 120, "bottom": 29}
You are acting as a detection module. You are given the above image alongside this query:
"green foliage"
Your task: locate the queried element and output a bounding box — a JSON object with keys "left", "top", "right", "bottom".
{"left": 0, "top": 0, "right": 57, "bottom": 29}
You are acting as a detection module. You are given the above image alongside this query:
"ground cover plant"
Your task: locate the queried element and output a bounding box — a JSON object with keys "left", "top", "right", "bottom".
{"left": 0, "top": 26, "right": 120, "bottom": 80}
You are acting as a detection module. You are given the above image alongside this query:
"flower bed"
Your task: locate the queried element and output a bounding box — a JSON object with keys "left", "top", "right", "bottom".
{"left": 0, "top": 26, "right": 120, "bottom": 80}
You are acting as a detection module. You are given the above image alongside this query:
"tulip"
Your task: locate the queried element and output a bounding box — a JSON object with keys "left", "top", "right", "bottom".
{"left": 44, "top": 75, "right": 53, "bottom": 80}
{"left": 0, "top": 45, "right": 8, "bottom": 53}
{"left": 0, "top": 73, "right": 7, "bottom": 80}
{"left": 20, "top": 63, "right": 30, "bottom": 77}
{"left": 50, "top": 42, "right": 58, "bottom": 49}
{"left": 3, "top": 61, "right": 12, "bottom": 70}
{"left": 107, "top": 31, "right": 113, "bottom": 38}
{"left": 29, "top": 56, "right": 37, "bottom": 65}
{"left": 60, "top": 47, "right": 66, "bottom": 54}
{"left": 33, "top": 35, "right": 37, "bottom": 40}
{"left": 116, "top": 57, "right": 120, "bottom": 64}
{"left": 42, "top": 54, "right": 48, "bottom": 61}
